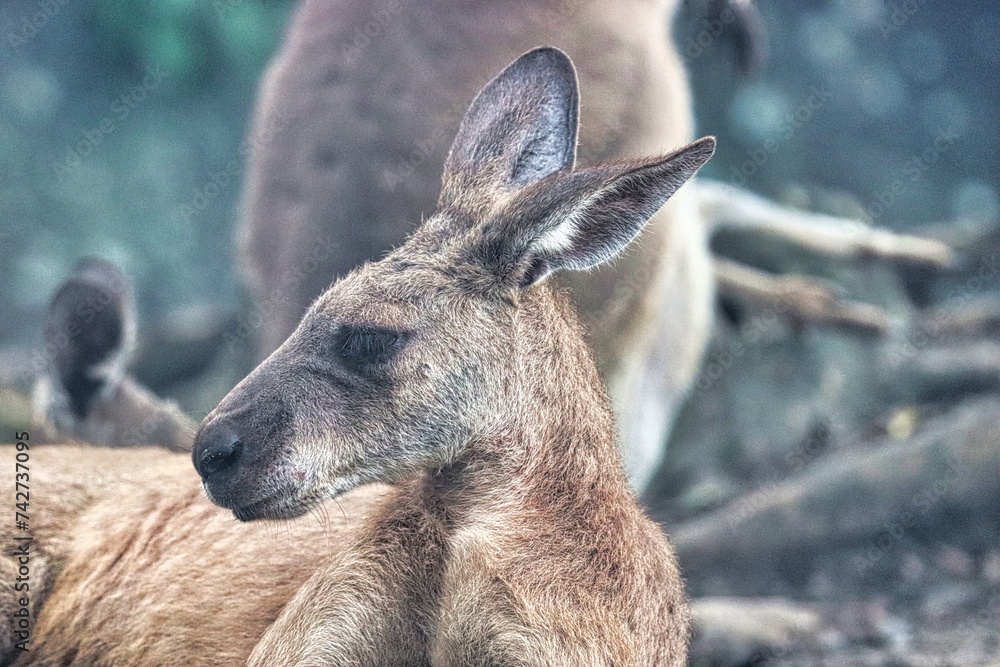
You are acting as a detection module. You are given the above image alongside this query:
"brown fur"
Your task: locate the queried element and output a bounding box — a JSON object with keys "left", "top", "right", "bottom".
{"left": 239, "top": 0, "right": 709, "bottom": 489}
{"left": 249, "top": 289, "right": 690, "bottom": 666}
{"left": 0, "top": 444, "right": 386, "bottom": 667}
{"left": 197, "top": 48, "right": 709, "bottom": 665}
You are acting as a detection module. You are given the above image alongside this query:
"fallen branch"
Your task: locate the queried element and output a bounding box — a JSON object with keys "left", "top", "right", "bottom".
{"left": 695, "top": 180, "right": 955, "bottom": 269}
{"left": 715, "top": 258, "right": 890, "bottom": 335}
{"left": 691, "top": 596, "right": 899, "bottom": 666}
{"left": 888, "top": 340, "right": 1000, "bottom": 403}
{"left": 671, "top": 397, "right": 1000, "bottom": 582}
{"left": 914, "top": 297, "right": 1000, "bottom": 340}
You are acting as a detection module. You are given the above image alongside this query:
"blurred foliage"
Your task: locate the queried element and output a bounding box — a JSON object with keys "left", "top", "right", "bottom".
{"left": 684, "top": 0, "right": 998, "bottom": 233}
{"left": 0, "top": 0, "right": 995, "bottom": 365}
{"left": 87, "top": 0, "right": 290, "bottom": 88}
{"left": 0, "top": 0, "right": 297, "bottom": 348}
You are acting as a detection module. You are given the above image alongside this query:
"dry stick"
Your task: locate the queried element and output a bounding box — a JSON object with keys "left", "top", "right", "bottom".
{"left": 894, "top": 341, "right": 1000, "bottom": 402}
{"left": 714, "top": 258, "right": 891, "bottom": 335}
{"left": 695, "top": 180, "right": 955, "bottom": 269}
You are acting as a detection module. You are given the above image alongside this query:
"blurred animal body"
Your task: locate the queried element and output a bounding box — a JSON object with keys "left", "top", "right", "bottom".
{"left": 196, "top": 48, "right": 709, "bottom": 665}
{"left": 237, "top": 0, "right": 954, "bottom": 493}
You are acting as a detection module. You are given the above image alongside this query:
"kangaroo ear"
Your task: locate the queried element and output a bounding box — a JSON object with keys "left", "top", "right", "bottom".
{"left": 42, "top": 258, "right": 136, "bottom": 419}
{"left": 439, "top": 47, "right": 579, "bottom": 211}
{"left": 473, "top": 137, "right": 716, "bottom": 288}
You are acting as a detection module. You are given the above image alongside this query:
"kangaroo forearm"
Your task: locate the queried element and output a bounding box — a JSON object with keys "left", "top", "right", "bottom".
{"left": 252, "top": 492, "right": 442, "bottom": 667}
{"left": 250, "top": 563, "right": 428, "bottom": 667}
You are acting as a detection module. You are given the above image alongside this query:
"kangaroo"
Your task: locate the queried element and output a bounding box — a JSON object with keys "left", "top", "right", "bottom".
{"left": 196, "top": 48, "right": 712, "bottom": 665}
{"left": 236, "top": 0, "right": 956, "bottom": 493}
{"left": 0, "top": 443, "right": 387, "bottom": 667}
{"left": 238, "top": 0, "right": 709, "bottom": 491}
{"left": 31, "top": 258, "right": 195, "bottom": 451}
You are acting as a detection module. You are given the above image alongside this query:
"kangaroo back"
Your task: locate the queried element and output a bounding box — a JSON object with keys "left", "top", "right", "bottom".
{"left": 0, "top": 444, "right": 385, "bottom": 667}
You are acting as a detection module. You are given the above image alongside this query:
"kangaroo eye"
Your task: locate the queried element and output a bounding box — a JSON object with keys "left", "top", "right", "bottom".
{"left": 336, "top": 326, "right": 406, "bottom": 366}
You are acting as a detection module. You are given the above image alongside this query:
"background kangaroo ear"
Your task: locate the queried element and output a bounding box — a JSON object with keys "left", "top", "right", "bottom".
{"left": 472, "top": 137, "right": 717, "bottom": 289}
{"left": 439, "top": 47, "right": 579, "bottom": 212}
{"left": 42, "top": 258, "right": 136, "bottom": 419}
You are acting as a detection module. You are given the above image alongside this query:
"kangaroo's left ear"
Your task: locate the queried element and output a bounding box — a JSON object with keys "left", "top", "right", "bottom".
{"left": 439, "top": 46, "right": 579, "bottom": 214}
{"left": 472, "top": 136, "right": 716, "bottom": 288}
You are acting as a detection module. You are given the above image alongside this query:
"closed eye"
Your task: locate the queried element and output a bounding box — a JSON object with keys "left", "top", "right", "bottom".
{"left": 336, "top": 326, "right": 407, "bottom": 367}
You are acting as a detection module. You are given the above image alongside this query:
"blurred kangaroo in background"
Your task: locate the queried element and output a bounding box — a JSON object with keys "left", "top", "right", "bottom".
{"left": 238, "top": 0, "right": 721, "bottom": 490}
{"left": 237, "top": 0, "right": 952, "bottom": 491}
{"left": 197, "top": 47, "right": 708, "bottom": 665}
{"left": 31, "top": 259, "right": 194, "bottom": 450}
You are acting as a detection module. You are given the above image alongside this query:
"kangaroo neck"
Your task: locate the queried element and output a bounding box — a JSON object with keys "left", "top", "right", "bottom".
{"left": 423, "top": 287, "right": 634, "bottom": 533}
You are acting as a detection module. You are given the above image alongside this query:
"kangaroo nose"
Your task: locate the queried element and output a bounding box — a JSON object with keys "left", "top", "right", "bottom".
{"left": 193, "top": 422, "right": 244, "bottom": 481}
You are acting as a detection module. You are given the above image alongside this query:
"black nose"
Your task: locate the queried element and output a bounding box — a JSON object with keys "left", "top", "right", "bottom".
{"left": 193, "top": 422, "right": 243, "bottom": 481}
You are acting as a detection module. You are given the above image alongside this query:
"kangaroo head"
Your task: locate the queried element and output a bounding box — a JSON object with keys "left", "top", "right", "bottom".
{"left": 193, "top": 47, "right": 714, "bottom": 521}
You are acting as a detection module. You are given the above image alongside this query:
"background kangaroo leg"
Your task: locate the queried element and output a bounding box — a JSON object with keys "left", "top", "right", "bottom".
{"left": 696, "top": 181, "right": 954, "bottom": 269}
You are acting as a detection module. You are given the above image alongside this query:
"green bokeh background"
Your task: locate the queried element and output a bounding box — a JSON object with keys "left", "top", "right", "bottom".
{"left": 1, "top": 0, "right": 996, "bottom": 358}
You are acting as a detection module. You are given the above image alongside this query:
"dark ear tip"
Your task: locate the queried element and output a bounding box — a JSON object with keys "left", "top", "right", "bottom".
{"left": 692, "top": 135, "right": 717, "bottom": 156}
{"left": 45, "top": 256, "right": 135, "bottom": 360}
{"left": 521, "top": 45, "right": 572, "bottom": 65}
{"left": 682, "top": 136, "right": 717, "bottom": 169}
{"left": 512, "top": 46, "right": 576, "bottom": 81}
